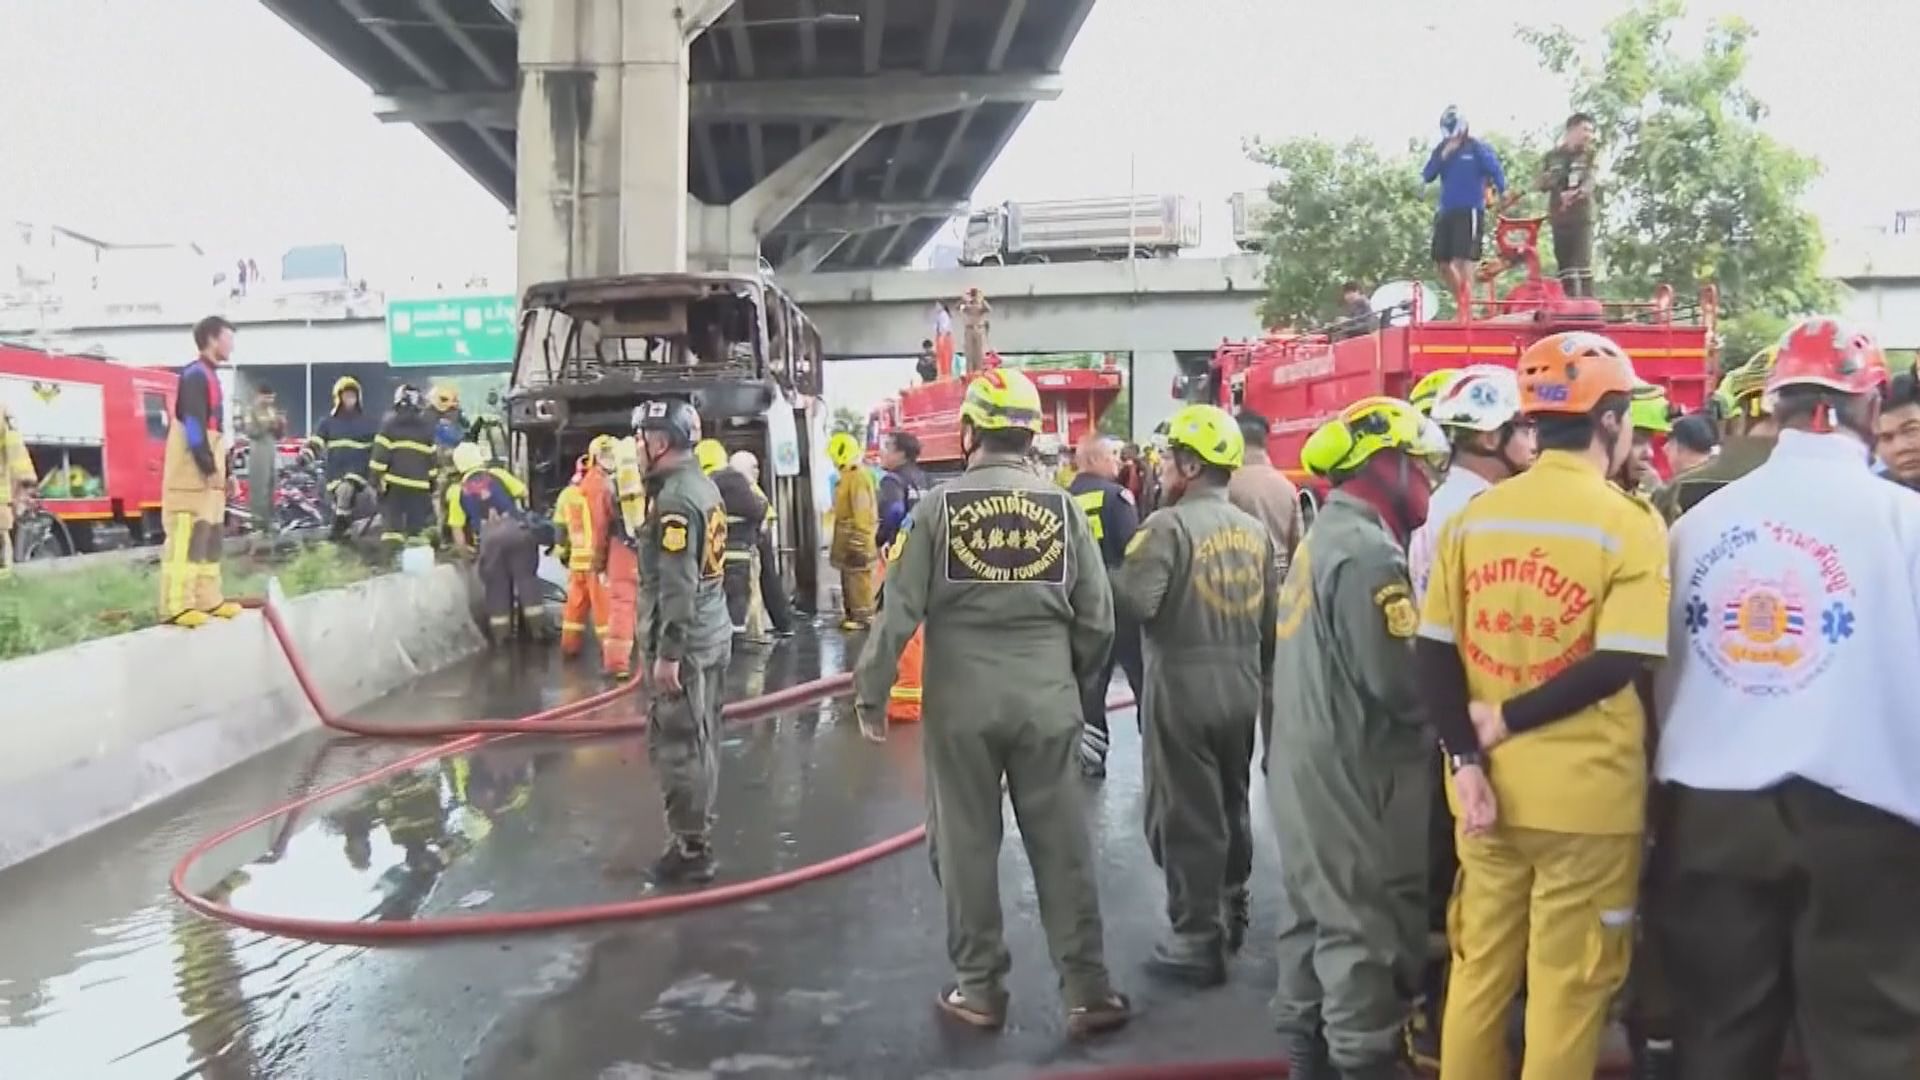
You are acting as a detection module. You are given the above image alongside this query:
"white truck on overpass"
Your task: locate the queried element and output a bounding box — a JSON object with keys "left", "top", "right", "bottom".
{"left": 961, "top": 195, "right": 1201, "bottom": 266}
{"left": 1228, "top": 189, "right": 1277, "bottom": 252}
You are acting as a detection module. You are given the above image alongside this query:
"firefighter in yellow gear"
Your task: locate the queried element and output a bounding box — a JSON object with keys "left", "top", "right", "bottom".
{"left": 553, "top": 436, "right": 619, "bottom": 672}
{"left": 0, "top": 404, "right": 37, "bottom": 575}
{"left": 160, "top": 317, "right": 243, "bottom": 626}
{"left": 828, "top": 431, "right": 879, "bottom": 630}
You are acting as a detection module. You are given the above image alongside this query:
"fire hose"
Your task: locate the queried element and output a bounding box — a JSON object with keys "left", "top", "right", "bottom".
{"left": 167, "top": 600, "right": 1669, "bottom": 1078}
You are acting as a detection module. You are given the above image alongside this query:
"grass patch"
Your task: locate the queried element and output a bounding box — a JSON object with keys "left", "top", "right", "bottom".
{"left": 0, "top": 544, "right": 383, "bottom": 662}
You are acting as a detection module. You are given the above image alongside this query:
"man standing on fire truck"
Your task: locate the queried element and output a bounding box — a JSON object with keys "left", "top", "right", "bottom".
{"left": 1655, "top": 318, "right": 1920, "bottom": 1080}
{"left": 1112, "top": 404, "right": 1276, "bottom": 986}
{"left": 1268, "top": 396, "right": 1449, "bottom": 1080}
{"left": 159, "top": 317, "right": 244, "bottom": 627}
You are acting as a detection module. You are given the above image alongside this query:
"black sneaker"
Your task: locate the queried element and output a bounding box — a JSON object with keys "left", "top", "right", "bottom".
{"left": 1143, "top": 940, "right": 1226, "bottom": 987}
{"left": 649, "top": 842, "right": 718, "bottom": 885}
{"left": 1224, "top": 886, "right": 1251, "bottom": 953}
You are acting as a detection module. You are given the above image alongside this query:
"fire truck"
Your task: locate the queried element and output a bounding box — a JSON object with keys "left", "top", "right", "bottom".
{"left": 866, "top": 356, "right": 1126, "bottom": 473}
{"left": 1178, "top": 215, "right": 1719, "bottom": 519}
{"left": 0, "top": 343, "right": 181, "bottom": 556}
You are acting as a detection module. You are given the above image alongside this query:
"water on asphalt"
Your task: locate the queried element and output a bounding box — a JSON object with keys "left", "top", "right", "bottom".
{"left": 0, "top": 628, "right": 1299, "bottom": 1080}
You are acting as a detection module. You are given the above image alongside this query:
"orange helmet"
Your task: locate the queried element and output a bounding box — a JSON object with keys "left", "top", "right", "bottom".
{"left": 1516, "top": 331, "right": 1640, "bottom": 415}
{"left": 1766, "top": 317, "right": 1888, "bottom": 399}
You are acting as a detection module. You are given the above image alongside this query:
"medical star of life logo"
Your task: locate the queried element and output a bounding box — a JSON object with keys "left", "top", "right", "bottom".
{"left": 1687, "top": 564, "right": 1844, "bottom": 697}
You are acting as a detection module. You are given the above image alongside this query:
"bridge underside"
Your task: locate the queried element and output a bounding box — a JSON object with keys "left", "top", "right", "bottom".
{"left": 261, "top": 0, "right": 1096, "bottom": 274}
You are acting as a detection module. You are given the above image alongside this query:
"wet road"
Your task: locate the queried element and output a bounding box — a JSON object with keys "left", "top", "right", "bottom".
{"left": 0, "top": 629, "right": 1293, "bottom": 1079}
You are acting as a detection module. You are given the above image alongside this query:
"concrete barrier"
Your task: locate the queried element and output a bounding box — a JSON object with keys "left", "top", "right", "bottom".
{"left": 0, "top": 565, "right": 485, "bottom": 870}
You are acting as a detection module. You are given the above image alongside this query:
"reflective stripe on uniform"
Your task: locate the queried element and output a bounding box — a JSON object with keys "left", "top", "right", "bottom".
{"left": 327, "top": 438, "right": 371, "bottom": 450}
{"left": 382, "top": 474, "right": 433, "bottom": 490}
{"left": 1075, "top": 489, "right": 1106, "bottom": 540}
{"left": 374, "top": 435, "right": 435, "bottom": 455}
{"left": 1458, "top": 517, "right": 1622, "bottom": 553}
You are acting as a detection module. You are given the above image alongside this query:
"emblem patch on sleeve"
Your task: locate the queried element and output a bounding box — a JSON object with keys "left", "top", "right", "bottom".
{"left": 659, "top": 512, "right": 689, "bottom": 554}
{"left": 943, "top": 489, "right": 1068, "bottom": 585}
{"left": 1376, "top": 583, "right": 1418, "bottom": 639}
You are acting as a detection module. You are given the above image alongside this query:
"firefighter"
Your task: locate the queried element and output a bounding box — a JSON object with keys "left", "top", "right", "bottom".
{"left": 308, "top": 376, "right": 378, "bottom": 541}
{"left": 1068, "top": 434, "right": 1143, "bottom": 779}
{"left": 159, "top": 317, "right": 242, "bottom": 627}
{"left": 468, "top": 390, "right": 510, "bottom": 465}
{"left": 851, "top": 368, "right": 1131, "bottom": 1039}
{"left": 446, "top": 442, "right": 543, "bottom": 643}
{"left": 731, "top": 449, "right": 794, "bottom": 638}
{"left": 1269, "top": 396, "right": 1450, "bottom": 1080}
{"left": 427, "top": 384, "right": 467, "bottom": 539}
{"left": 1409, "top": 367, "right": 1461, "bottom": 418}
{"left": 697, "top": 438, "right": 767, "bottom": 634}
{"left": 0, "top": 404, "right": 36, "bottom": 576}
{"left": 1652, "top": 347, "right": 1777, "bottom": 522}
{"left": 370, "top": 384, "right": 440, "bottom": 549}
{"left": 632, "top": 399, "right": 733, "bottom": 885}
{"left": 1654, "top": 318, "right": 1920, "bottom": 1080}
{"left": 601, "top": 434, "right": 646, "bottom": 678}
{"left": 1415, "top": 331, "right": 1669, "bottom": 1080}
{"left": 827, "top": 431, "right": 879, "bottom": 630}
{"left": 554, "top": 438, "right": 614, "bottom": 662}
{"left": 1111, "top": 404, "right": 1276, "bottom": 985}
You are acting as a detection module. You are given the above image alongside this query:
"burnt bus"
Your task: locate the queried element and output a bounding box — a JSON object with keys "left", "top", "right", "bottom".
{"left": 506, "top": 271, "right": 825, "bottom": 605}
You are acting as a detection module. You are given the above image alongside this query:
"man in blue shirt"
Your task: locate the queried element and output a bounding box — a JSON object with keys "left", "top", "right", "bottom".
{"left": 1422, "top": 106, "right": 1507, "bottom": 318}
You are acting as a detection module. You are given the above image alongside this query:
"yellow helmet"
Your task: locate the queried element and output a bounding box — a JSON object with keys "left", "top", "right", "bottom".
{"left": 695, "top": 438, "right": 728, "bottom": 474}
{"left": 451, "top": 442, "right": 487, "bottom": 474}
{"left": 1629, "top": 392, "right": 1673, "bottom": 435}
{"left": 1164, "top": 403, "right": 1245, "bottom": 469}
{"left": 1409, "top": 368, "right": 1461, "bottom": 416}
{"left": 1301, "top": 396, "right": 1450, "bottom": 478}
{"left": 1721, "top": 346, "right": 1777, "bottom": 416}
{"left": 331, "top": 376, "right": 362, "bottom": 408}
{"left": 959, "top": 368, "right": 1044, "bottom": 432}
{"left": 431, "top": 384, "right": 461, "bottom": 412}
{"left": 587, "top": 434, "right": 617, "bottom": 461}
{"left": 826, "top": 431, "right": 863, "bottom": 467}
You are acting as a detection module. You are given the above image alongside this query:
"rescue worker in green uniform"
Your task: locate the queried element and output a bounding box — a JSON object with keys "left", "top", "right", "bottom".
{"left": 1111, "top": 403, "right": 1277, "bottom": 986}
{"left": 632, "top": 399, "right": 733, "bottom": 885}
{"left": 852, "top": 367, "right": 1131, "bottom": 1039}
{"left": 1269, "top": 397, "right": 1451, "bottom": 1080}
{"left": 1652, "top": 347, "right": 1776, "bottom": 522}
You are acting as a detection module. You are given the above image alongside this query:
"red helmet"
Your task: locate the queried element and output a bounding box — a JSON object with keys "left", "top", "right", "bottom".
{"left": 1766, "top": 318, "right": 1888, "bottom": 398}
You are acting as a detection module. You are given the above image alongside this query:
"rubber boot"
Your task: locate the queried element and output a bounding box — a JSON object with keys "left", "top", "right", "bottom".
{"left": 649, "top": 840, "right": 717, "bottom": 886}
{"left": 1224, "top": 885, "right": 1251, "bottom": 953}
{"left": 1631, "top": 1037, "right": 1677, "bottom": 1080}
{"left": 1286, "top": 1029, "right": 1333, "bottom": 1080}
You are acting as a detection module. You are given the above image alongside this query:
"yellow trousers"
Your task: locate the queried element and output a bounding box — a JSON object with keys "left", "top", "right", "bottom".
{"left": 1441, "top": 826, "right": 1640, "bottom": 1080}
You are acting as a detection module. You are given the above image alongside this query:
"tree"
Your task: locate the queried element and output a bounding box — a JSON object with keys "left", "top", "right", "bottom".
{"left": 829, "top": 406, "right": 865, "bottom": 437}
{"left": 1520, "top": 0, "right": 1834, "bottom": 332}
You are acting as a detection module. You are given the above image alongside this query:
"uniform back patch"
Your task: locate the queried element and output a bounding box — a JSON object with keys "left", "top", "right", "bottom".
{"left": 943, "top": 488, "right": 1068, "bottom": 585}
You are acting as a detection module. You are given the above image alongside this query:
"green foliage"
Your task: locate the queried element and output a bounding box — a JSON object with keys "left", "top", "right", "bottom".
{"left": 1099, "top": 384, "right": 1133, "bottom": 439}
{"left": 0, "top": 544, "right": 378, "bottom": 662}
{"left": 1249, "top": 0, "right": 1834, "bottom": 352}
{"left": 1716, "top": 309, "right": 1790, "bottom": 374}
{"left": 1519, "top": 0, "right": 1834, "bottom": 320}
{"left": 829, "top": 406, "right": 866, "bottom": 437}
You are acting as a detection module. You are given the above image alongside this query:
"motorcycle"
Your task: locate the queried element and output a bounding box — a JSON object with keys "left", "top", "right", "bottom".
{"left": 9, "top": 495, "right": 71, "bottom": 561}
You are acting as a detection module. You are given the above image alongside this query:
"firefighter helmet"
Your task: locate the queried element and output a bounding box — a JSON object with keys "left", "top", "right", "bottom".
{"left": 393, "top": 384, "right": 424, "bottom": 411}
{"left": 695, "top": 438, "right": 728, "bottom": 474}
{"left": 1301, "top": 397, "right": 1449, "bottom": 478}
{"left": 331, "top": 376, "right": 362, "bottom": 409}
{"left": 1164, "top": 403, "right": 1245, "bottom": 469}
{"left": 1766, "top": 318, "right": 1889, "bottom": 400}
{"left": 1516, "top": 331, "right": 1640, "bottom": 415}
{"left": 1409, "top": 368, "right": 1461, "bottom": 416}
{"left": 826, "top": 432, "right": 863, "bottom": 468}
{"left": 959, "top": 368, "right": 1044, "bottom": 432}
{"left": 1427, "top": 366, "right": 1521, "bottom": 433}
{"left": 1629, "top": 393, "right": 1674, "bottom": 435}
{"left": 451, "top": 442, "right": 487, "bottom": 474}
{"left": 632, "top": 398, "right": 700, "bottom": 449}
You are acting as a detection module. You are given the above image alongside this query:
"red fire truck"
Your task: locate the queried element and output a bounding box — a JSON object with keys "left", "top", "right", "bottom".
{"left": 0, "top": 343, "right": 181, "bottom": 555}
{"left": 1178, "top": 216, "right": 1719, "bottom": 517}
{"left": 867, "top": 354, "right": 1127, "bottom": 472}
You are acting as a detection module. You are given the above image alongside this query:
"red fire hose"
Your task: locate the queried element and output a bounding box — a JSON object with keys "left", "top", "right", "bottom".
{"left": 167, "top": 602, "right": 1668, "bottom": 1078}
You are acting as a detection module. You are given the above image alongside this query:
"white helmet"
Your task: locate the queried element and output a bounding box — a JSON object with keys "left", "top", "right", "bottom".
{"left": 1428, "top": 365, "right": 1522, "bottom": 433}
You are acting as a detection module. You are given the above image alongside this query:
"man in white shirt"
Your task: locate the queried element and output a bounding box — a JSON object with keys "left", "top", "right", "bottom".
{"left": 1406, "top": 366, "right": 1537, "bottom": 605}
{"left": 1654, "top": 318, "right": 1920, "bottom": 1080}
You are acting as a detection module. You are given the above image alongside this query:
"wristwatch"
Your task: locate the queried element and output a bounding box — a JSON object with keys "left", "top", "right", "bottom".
{"left": 1447, "top": 750, "right": 1484, "bottom": 774}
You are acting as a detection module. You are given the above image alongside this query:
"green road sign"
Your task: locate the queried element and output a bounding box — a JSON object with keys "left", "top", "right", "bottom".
{"left": 387, "top": 295, "right": 517, "bottom": 366}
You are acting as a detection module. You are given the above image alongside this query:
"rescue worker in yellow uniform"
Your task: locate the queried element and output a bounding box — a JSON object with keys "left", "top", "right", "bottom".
{"left": 852, "top": 368, "right": 1132, "bottom": 1039}
{"left": 1112, "top": 404, "right": 1277, "bottom": 987}
{"left": 0, "top": 404, "right": 37, "bottom": 575}
{"left": 1268, "top": 397, "right": 1451, "bottom": 1080}
{"left": 446, "top": 442, "right": 544, "bottom": 642}
{"left": 633, "top": 399, "right": 733, "bottom": 885}
{"left": 554, "top": 438, "right": 615, "bottom": 662}
{"left": 159, "top": 317, "right": 243, "bottom": 627}
{"left": 371, "top": 384, "right": 440, "bottom": 549}
{"left": 307, "top": 376, "right": 378, "bottom": 541}
{"left": 1652, "top": 347, "right": 1777, "bottom": 523}
{"left": 697, "top": 438, "right": 768, "bottom": 634}
{"left": 827, "top": 431, "right": 879, "bottom": 630}
{"left": 1415, "top": 331, "right": 1670, "bottom": 1080}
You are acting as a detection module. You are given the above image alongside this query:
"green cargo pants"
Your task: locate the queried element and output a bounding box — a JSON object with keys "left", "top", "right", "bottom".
{"left": 922, "top": 709, "right": 1116, "bottom": 1012}
{"left": 645, "top": 641, "right": 732, "bottom": 846}
{"left": 1270, "top": 749, "right": 1430, "bottom": 1070}
{"left": 1142, "top": 688, "right": 1256, "bottom": 958}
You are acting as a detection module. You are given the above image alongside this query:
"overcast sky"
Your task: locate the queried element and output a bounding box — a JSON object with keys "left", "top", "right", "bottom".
{"left": 4, "top": 0, "right": 1915, "bottom": 290}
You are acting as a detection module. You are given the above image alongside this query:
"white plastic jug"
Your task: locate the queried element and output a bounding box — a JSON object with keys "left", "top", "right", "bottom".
{"left": 399, "top": 545, "right": 436, "bottom": 577}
